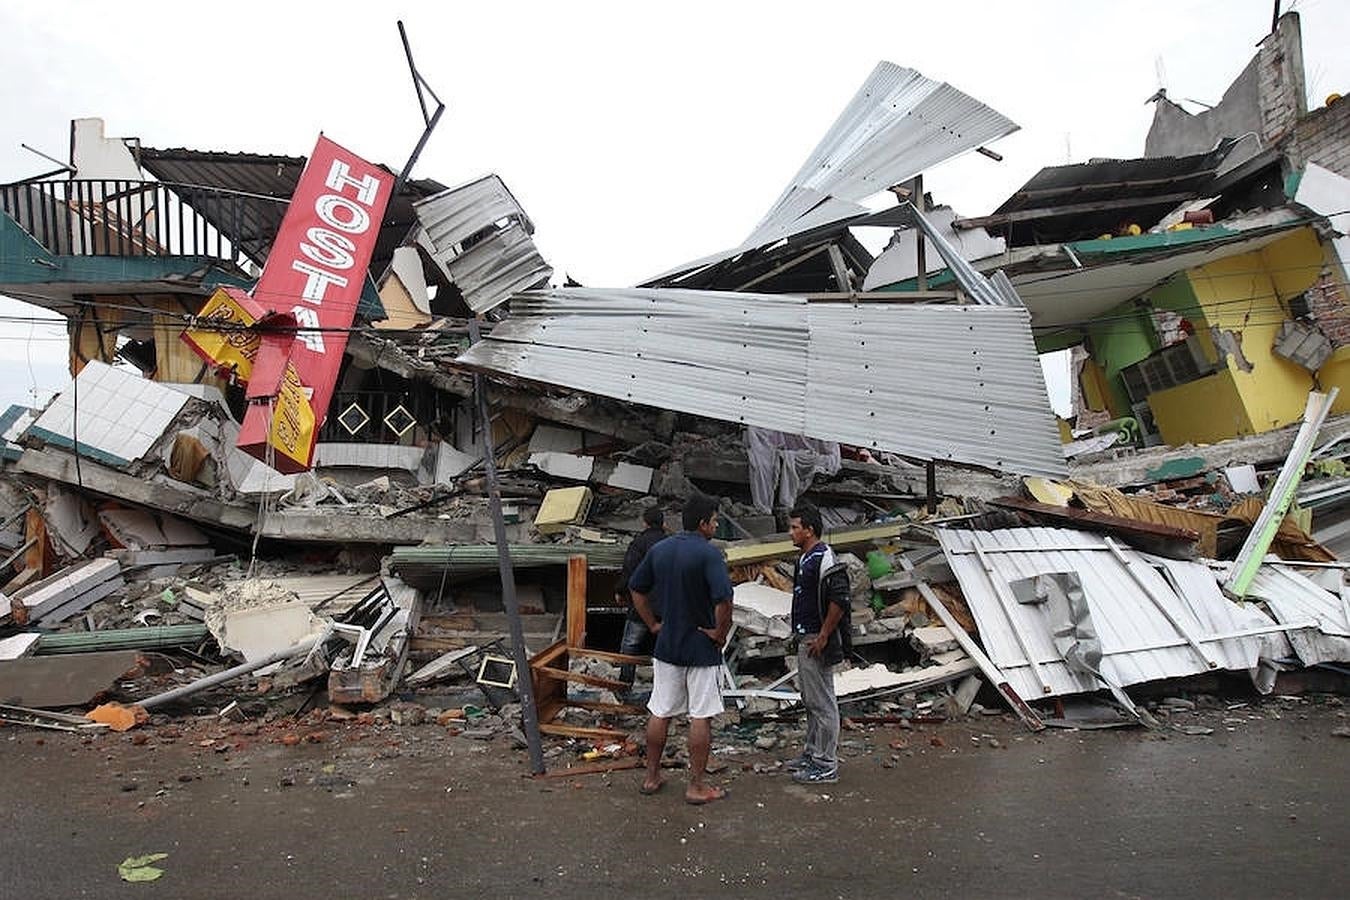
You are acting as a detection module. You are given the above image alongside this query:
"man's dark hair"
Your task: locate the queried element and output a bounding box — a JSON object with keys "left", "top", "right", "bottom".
{"left": 642, "top": 506, "right": 665, "bottom": 529}
{"left": 789, "top": 502, "right": 823, "bottom": 539}
{"left": 682, "top": 493, "right": 720, "bottom": 531}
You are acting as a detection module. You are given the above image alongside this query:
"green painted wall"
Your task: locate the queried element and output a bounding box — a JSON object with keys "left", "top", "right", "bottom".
{"left": 1083, "top": 299, "right": 1158, "bottom": 416}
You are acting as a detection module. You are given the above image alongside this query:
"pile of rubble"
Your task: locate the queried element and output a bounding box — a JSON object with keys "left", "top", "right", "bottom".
{"left": 1, "top": 399, "right": 1344, "bottom": 775}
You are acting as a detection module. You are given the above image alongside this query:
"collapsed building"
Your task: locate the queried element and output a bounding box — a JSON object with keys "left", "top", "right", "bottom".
{"left": 0, "top": 14, "right": 1346, "bottom": 761}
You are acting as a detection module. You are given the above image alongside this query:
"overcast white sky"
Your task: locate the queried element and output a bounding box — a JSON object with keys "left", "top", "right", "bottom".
{"left": 1, "top": 0, "right": 1348, "bottom": 413}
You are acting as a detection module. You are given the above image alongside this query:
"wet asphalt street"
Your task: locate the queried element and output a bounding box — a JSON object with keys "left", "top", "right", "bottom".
{"left": 1, "top": 698, "right": 1346, "bottom": 899}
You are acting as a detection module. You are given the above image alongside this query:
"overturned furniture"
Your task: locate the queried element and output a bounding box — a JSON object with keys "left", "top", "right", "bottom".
{"left": 328, "top": 577, "right": 422, "bottom": 705}
{"left": 529, "top": 554, "right": 644, "bottom": 740}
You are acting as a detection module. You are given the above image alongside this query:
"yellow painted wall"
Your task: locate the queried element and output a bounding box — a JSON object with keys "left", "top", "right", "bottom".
{"left": 1149, "top": 368, "right": 1255, "bottom": 444}
{"left": 68, "top": 306, "right": 120, "bottom": 374}
{"left": 1183, "top": 228, "right": 1324, "bottom": 433}
{"left": 374, "top": 272, "right": 433, "bottom": 331}
{"left": 69, "top": 295, "right": 228, "bottom": 390}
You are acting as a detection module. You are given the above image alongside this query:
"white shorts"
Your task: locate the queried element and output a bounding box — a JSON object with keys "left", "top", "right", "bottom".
{"left": 648, "top": 659, "right": 724, "bottom": 719}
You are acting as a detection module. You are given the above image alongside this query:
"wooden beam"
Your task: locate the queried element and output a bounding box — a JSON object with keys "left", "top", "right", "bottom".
{"left": 566, "top": 555, "right": 587, "bottom": 649}
{"left": 539, "top": 722, "right": 630, "bottom": 740}
{"left": 952, "top": 191, "right": 1197, "bottom": 230}
{"left": 733, "top": 244, "right": 829, "bottom": 292}
{"left": 530, "top": 758, "right": 642, "bottom": 779}
{"left": 536, "top": 665, "right": 628, "bottom": 692}
{"left": 567, "top": 698, "right": 645, "bottom": 715}
{"left": 568, "top": 647, "right": 646, "bottom": 666}
{"left": 826, "top": 243, "right": 852, "bottom": 291}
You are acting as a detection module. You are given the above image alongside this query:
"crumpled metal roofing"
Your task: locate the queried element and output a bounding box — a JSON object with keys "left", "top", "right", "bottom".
{"left": 412, "top": 174, "right": 551, "bottom": 313}
{"left": 747, "top": 63, "right": 1019, "bottom": 248}
{"left": 456, "top": 287, "right": 1066, "bottom": 475}
{"left": 937, "top": 527, "right": 1281, "bottom": 699}
{"left": 1242, "top": 564, "right": 1350, "bottom": 665}
{"left": 649, "top": 62, "right": 1018, "bottom": 285}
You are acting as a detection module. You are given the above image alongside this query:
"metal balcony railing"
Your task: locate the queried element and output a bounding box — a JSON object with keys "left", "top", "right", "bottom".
{"left": 0, "top": 178, "right": 275, "bottom": 266}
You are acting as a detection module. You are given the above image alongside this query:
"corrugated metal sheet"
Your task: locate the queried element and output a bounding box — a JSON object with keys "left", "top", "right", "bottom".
{"left": 806, "top": 304, "right": 1062, "bottom": 474}
{"left": 909, "top": 203, "right": 1019, "bottom": 307}
{"left": 439, "top": 224, "right": 552, "bottom": 314}
{"left": 461, "top": 287, "right": 808, "bottom": 428}
{"left": 413, "top": 175, "right": 533, "bottom": 254}
{"left": 456, "top": 287, "right": 1066, "bottom": 475}
{"left": 1244, "top": 564, "right": 1350, "bottom": 665}
{"left": 746, "top": 63, "right": 1019, "bottom": 248}
{"left": 413, "top": 174, "right": 550, "bottom": 313}
{"left": 649, "top": 62, "right": 1017, "bottom": 286}
{"left": 937, "top": 527, "right": 1278, "bottom": 699}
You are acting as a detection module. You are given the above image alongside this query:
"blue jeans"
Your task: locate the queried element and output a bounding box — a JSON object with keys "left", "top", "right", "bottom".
{"left": 619, "top": 616, "right": 653, "bottom": 686}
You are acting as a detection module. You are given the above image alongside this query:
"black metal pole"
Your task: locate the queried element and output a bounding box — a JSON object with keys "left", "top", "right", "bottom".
{"left": 926, "top": 459, "right": 938, "bottom": 514}
{"left": 391, "top": 21, "right": 445, "bottom": 200}
{"left": 468, "top": 318, "right": 545, "bottom": 774}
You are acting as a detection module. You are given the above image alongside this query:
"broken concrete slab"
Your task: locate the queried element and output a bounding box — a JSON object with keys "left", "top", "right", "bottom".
{"left": 528, "top": 425, "right": 584, "bottom": 454}
{"left": 0, "top": 649, "right": 142, "bottom": 708}
{"left": 433, "top": 441, "right": 478, "bottom": 483}
{"left": 99, "top": 508, "right": 208, "bottom": 549}
{"left": 834, "top": 657, "right": 979, "bottom": 697}
{"left": 910, "top": 626, "right": 960, "bottom": 659}
{"left": 9, "top": 557, "right": 124, "bottom": 625}
{"left": 597, "top": 460, "right": 654, "bottom": 493}
{"left": 204, "top": 581, "right": 326, "bottom": 668}
{"left": 529, "top": 451, "right": 594, "bottom": 481}
{"left": 17, "top": 447, "right": 259, "bottom": 531}
{"left": 24, "top": 361, "right": 189, "bottom": 467}
{"left": 0, "top": 632, "right": 41, "bottom": 660}
{"left": 42, "top": 485, "right": 99, "bottom": 556}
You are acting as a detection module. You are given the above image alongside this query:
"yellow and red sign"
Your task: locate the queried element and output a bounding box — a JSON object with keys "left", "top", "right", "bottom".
{"left": 182, "top": 136, "right": 393, "bottom": 473}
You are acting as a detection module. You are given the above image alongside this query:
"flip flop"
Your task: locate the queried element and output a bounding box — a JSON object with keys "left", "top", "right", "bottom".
{"left": 684, "top": 786, "right": 728, "bottom": 806}
{"left": 639, "top": 781, "right": 665, "bottom": 796}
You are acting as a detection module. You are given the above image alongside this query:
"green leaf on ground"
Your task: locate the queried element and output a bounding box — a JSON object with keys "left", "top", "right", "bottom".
{"left": 118, "top": 853, "right": 169, "bottom": 882}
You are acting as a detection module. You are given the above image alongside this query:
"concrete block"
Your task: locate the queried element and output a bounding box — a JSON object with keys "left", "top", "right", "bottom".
{"left": 529, "top": 451, "right": 594, "bottom": 481}
{"left": 10, "top": 558, "right": 122, "bottom": 624}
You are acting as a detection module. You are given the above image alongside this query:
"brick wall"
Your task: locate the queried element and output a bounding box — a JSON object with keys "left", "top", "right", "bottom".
{"left": 1287, "top": 99, "right": 1350, "bottom": 179}
{"left": 1306, "top": 273, "right": 1350, "bottom": 348}
{"left": 1257, "top": 15, "right": 1307, "bottom": 144}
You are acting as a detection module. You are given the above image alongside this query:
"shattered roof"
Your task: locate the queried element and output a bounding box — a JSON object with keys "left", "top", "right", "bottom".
{"left": 1015, "top": 213, "right": 1306, "bottom": 330}
{"left": 967, "top": 144, "right": 1236, "bottom": 245}
{"left": 456, "top": 287, "right": 1065, "bottom": 475}
{"left": 646, "top": 62, "right": 1018, "bottom": 287}
{"left": 413, "top": 175, "right": 552, "bottom": 313}
{"left": 937, "top": 527, "right": 1280, "bottom": 699}
{"left": 137, "top": 146, "right": 446, "bottom": 280}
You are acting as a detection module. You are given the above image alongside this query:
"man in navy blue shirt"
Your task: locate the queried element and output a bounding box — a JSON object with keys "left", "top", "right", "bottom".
{"left": 786, "top": 502, "right": 849, "bottom": 785}
{"left": 629, "top": 493, "right": 733, "bottom": 805}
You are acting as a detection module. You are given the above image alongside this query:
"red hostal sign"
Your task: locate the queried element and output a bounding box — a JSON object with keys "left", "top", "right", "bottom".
{"left": 235, "top": 135, "right": 394, "bottom": 472}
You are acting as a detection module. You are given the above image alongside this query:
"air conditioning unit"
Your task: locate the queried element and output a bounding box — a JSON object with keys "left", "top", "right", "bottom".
{"left": 1272, "top": 320, "right": 1332, "bottom": 372}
